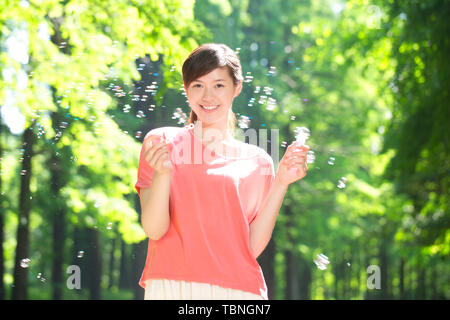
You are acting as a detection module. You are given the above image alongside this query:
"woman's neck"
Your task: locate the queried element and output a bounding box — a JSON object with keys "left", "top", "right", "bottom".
{"left": 192, "top": 122, "right": 234, "bottom": 145}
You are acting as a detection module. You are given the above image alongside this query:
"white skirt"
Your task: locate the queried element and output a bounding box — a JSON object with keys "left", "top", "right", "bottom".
{"left": 144, "top": 279, "right": 265, "bottom": 300}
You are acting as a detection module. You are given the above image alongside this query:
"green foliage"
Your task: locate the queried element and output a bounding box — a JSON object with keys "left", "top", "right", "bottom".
{"left": 1, "top": 0, "right": 448, "bottom": 300}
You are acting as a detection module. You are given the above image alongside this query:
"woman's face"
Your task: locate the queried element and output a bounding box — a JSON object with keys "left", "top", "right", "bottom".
{"left": 184, "top": 67, "right": 242, "bottom": 129}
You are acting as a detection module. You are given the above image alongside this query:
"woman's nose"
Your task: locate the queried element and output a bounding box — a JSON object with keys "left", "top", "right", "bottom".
{"left": 201, "top": 87, "right": 215, "bottom": 100}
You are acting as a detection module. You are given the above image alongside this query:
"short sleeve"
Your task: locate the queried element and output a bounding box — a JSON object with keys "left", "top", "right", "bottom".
{"left": 134, "top": 134, "right": 155, "bottom": 197}
{"left": 248, "top": 154, "right": 275, "bottom": 225}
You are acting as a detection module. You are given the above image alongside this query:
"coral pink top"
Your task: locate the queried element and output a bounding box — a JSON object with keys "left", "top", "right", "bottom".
{"left": 134, "top": 126, "right": 275, "bottom": 299}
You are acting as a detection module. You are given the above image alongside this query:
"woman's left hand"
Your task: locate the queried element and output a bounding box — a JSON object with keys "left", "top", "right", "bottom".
{"left": 275, "top": 142, "right": 309, "bottom": 186}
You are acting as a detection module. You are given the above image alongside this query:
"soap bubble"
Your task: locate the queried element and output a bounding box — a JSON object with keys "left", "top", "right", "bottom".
{"left": 238, "top": 115, "right": 251, "bottom": 129}
{"left": 77, "top": 251, "right": 84, "bottom": 258}
{"left": 172, "top": 107, "right": 188, "bottom": 124}
{"left": 293, "top": 127, "right": 310, "bottom": 145}
{"left": 20, "top": 258, "right": 31, "bottom": 268}
{"left": 313, "top": 254, "right": 330, "bottom": 270}
{"left": 306, "top": 150, "right": 315, "bottom": 164}
{"left": 337, "top": 177, "right": 347, "bottom": 189}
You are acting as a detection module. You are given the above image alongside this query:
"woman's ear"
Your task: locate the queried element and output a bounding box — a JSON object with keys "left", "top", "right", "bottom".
{"left": 234, "top": 81, "right": 243, "bottom": 97}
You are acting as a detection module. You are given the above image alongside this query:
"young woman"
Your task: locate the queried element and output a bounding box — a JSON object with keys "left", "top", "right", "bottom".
{"left": 135, "top": 43, "right": 309, "bottom": 300}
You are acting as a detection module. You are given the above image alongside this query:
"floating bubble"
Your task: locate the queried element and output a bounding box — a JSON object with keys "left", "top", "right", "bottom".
{"left": 77, "top": 251, "right": 84, "bottom": 258}
{"left": 266, "top": 97, "right": 277, "bottom": 111}
{"left": 135, "top": 131, "right": 142, "bottom": 139}
{"left": 172, "top": 108, "right": 188, "bottom": 124}
{"left": 20, "top": 170, "right": 27, "bottom": 176}
{"left": 268, "top": 66, "right": 276, "bottom": 76}
{"left": 313, "top": 254, "right": 330, "bottom": 270}
{"left": 306, "top": 150, "right": 315, "bottom": 164}
{"left": 238, "top": 115, "right": 251, "bottom": 129}
{"left": 37, "top": 272, "right": 46, "bottom": 282}
{"left": 290, "top": 115, "right": 296, "bottom": 120}
{"left": 337, "top": 177, "right": 347, "bottom": 189}
{"left": 123, "top": 104, "right": 131, "bottom": 113}
{"left": 263, "top": 86, "right": 273, "bottom": 95}
{"left": 136, "top": 110, "right": 145, "bottom": 118}
{"left": 258, "top": 95, "right": 267, "bottom": 105}
{"left": 293, "top": 127, "right": 310, "bottom": 145}
{"left": 328, "top": 157, "right": 335, "bottom": 165}
{"left": 244, "top": 72, "right": 254, "bottom": 83}
{"left": 20, "top": 258, "right": 31, "bottom": 268}
{"left": 106, "top": 222, "right": 113, "bottom": 230}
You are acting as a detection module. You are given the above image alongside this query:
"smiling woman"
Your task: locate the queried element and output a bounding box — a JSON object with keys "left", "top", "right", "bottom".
{"left": 182, "top": 43, "right": 243, "bottom": 145}
{"left": 135, "top": 43, "right": 309, "bottom": 301}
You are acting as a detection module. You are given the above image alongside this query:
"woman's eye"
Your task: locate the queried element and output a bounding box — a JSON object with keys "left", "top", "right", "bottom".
{"left": 216, "top": 84, "right": 224, "bottom": 88}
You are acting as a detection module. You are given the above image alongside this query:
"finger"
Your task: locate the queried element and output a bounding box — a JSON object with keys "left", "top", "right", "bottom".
{"left": 155, "top": 150, "right": 171, "bottom": 169}
{"left": 147, "top": 144, "right": 170, "bottom": 166}
{"left": 287, "top": 147, "right": 308, "bottom": 157}
{"left": 152, "top": 148, "right": 170, "bottom": 169}
{"left": 287, "top": 159, "right": 307, "bottom": 166}
{"left": 145, "top": 141, "right": 169, "bottom": 159}
{"left": 286, "top": 159, "right": 307, "bottom": 168}
{"left": 285, "top": 155, "right": 307, "bottom": 164}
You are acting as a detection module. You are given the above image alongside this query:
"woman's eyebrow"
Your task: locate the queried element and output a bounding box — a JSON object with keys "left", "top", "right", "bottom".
{"left": 193, "top": 79, "right": 225, "bottom": 82}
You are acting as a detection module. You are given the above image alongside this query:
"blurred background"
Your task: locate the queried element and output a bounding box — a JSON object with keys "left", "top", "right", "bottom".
{"left": 0, "top": 0, "right": 448, "bottom": 300}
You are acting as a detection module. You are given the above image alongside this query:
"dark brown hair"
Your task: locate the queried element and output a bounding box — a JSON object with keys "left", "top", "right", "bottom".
{"left": 182, "top": 43, "right": 243, "bottom": 136}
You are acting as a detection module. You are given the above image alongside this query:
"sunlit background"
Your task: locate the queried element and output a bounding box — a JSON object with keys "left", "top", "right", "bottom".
{"left": 0, "top": 0, "right": 448, "bottom": 300}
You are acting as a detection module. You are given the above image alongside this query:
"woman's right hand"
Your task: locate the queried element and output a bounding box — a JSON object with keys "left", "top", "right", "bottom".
{"left": 144, "top": 135, "right": 173, "bottom": 175}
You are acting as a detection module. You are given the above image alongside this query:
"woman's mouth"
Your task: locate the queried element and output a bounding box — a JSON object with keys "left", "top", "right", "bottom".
{"left": 201, "top": 105, "right": 219, "bottom": 112}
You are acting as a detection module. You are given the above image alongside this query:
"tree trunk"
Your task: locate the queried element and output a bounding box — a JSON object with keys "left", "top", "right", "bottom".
{"left": 379, "top": 239, "right": 389, "bottom": 299}
{"left": 399, "top": 258, "right": 405, "bottom": 299}
{"left": 431, "top": 262, "right": 437, "bottom": 299}
{"left": 87, "top": 228, "right": 102, "bottom": 300}
{"left": 108, "top": 235, "right": 116, "bottom": 290}
{"left": 119, "top": 239, "right": 130, "bottom": 289}
{"left": 12, "top": 126, "right": 34, "bottom": 300}
{"left": 258, "top": 236, "right": 276, "bottom": 300}
{"left": 71, "top": 226, "right": 84, "bottom": 296}
{"left": 132, "top": 194, "right": 146, "bottom": 299}
{"left": 49, "top": 119, "right": 65, "bottom": 299}
{"left": 298, "top": 254, "right": 311, "bottom": 300}
{"left": 284, "top": 248, "right": 300, "bottom": 300}
{"left": 0, "top": 121, "right": 5, "bottom": 299}
{"left": 416, "top": 263, "right": 426, "bottom": 299}
{"left": 132, "top": 240, "right": 147, "bottom": 300}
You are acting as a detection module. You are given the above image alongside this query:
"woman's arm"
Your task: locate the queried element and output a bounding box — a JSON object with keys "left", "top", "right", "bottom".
{"left": 248, "top": 142, "right": 309, "bottom": 259}
{"left": 248, "top": 176, "right": 288, "bottom": 259}
{"left": 140, "top": 172, "right": 172, "bottom": 240}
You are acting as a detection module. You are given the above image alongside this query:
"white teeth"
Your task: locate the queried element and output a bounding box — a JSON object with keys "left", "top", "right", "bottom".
{"left": 201, "top": 105, "right": 219, "bottom": 110}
